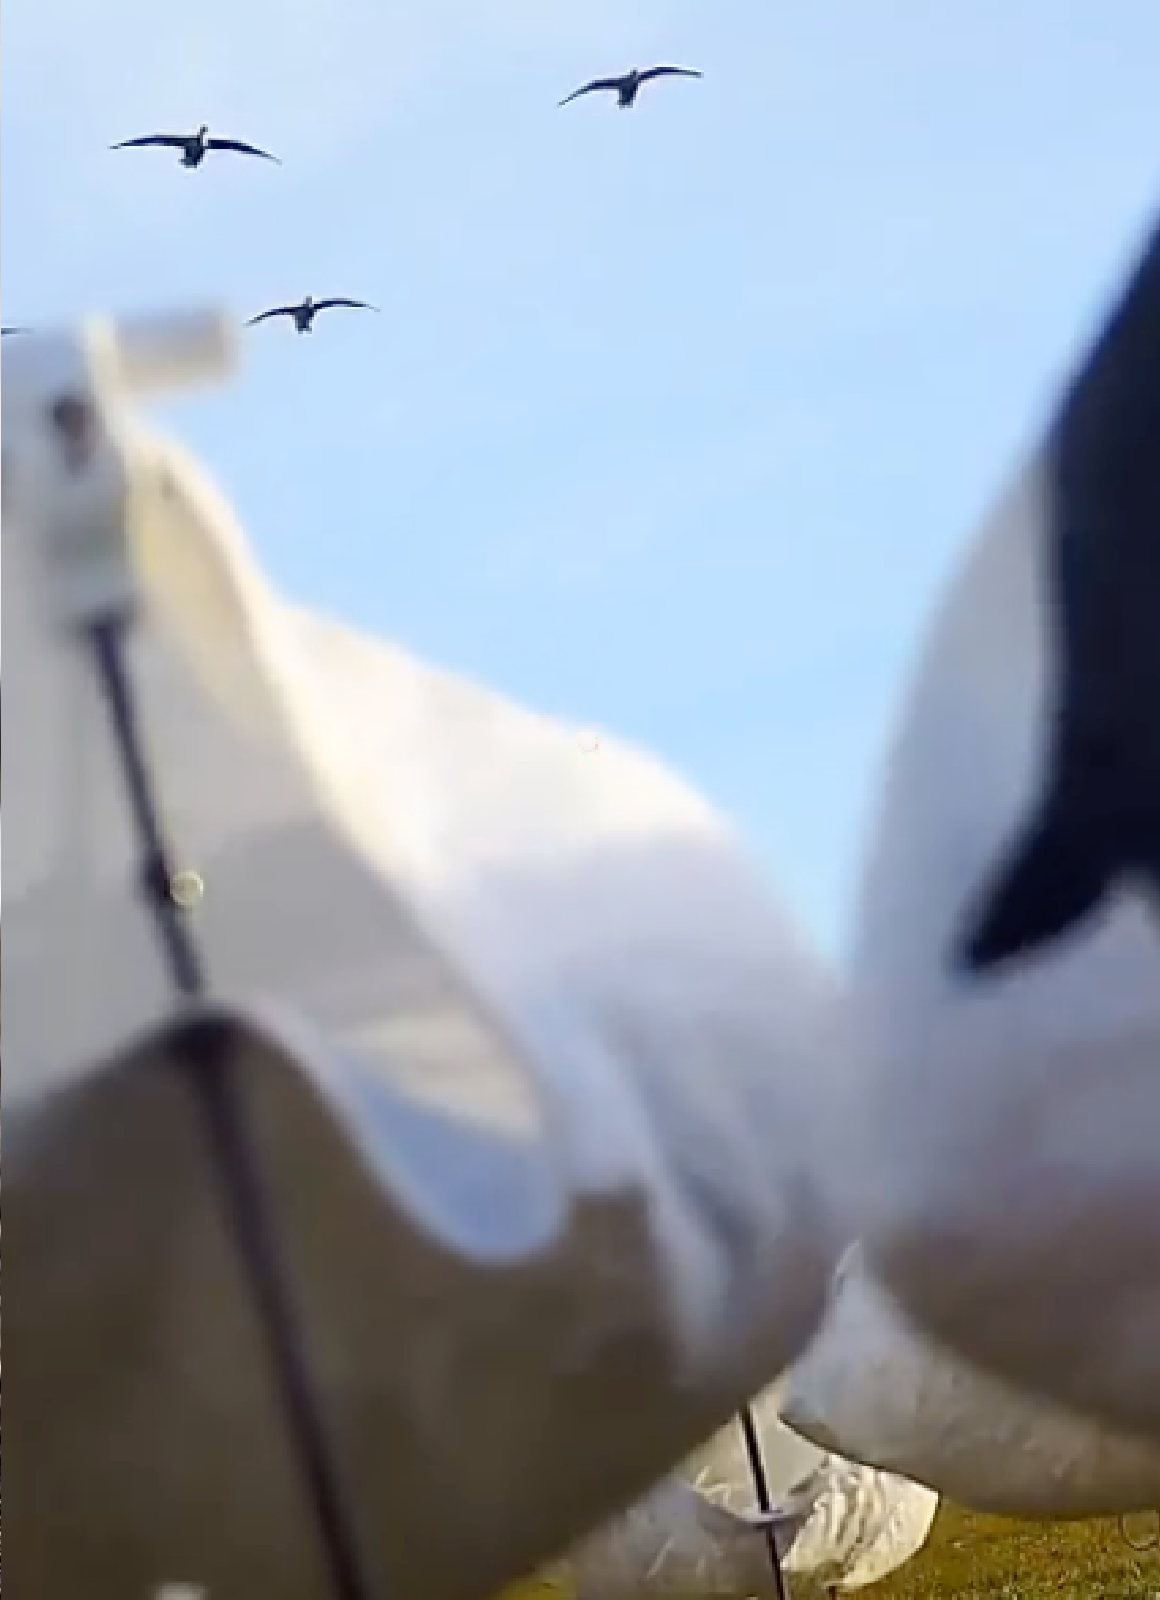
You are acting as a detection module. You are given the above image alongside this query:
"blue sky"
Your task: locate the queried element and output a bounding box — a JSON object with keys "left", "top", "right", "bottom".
{"left": 4, "top": 1, "right": 1158, "bottom": 954}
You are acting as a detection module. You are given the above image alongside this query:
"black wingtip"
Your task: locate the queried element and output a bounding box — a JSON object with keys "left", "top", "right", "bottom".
{"left": 957, "top": 790, "right": 1115, "bottom": 974}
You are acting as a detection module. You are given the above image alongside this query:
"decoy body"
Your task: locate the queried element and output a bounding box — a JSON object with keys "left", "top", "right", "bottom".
{"left": 843, "top": 211, "right": 1160, "bottom": 1444}
{"left": 564, "top": 1389, "right": 938, "bottom": 1599}
{"left": 957, "top": 213, "right": 1160, "bottom": 975}
{"left": 780, "top": 1247, "right": 1160, "bottom": 1519}
{"left": 564, "top": 1238, "right": 1160, "bottom": 1600}
{"left": 559, "top": 66, "right": 703, "bottom": 109}
{"left": 247, "top": 296, "right": 379, "bottom": 334}
{"left": 8, "top": 378, "right": 839, "bottom": 1600}
{"left": 110, "top": 125, "right": 280, "bottom": 167}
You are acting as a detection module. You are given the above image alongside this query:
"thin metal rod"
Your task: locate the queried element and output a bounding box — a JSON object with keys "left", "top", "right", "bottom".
{"left": 86, "top": 610, "right": 377, "bottom": 1600}
{"left": 739, "top": 1405, "right": 791, "bottom": 1599}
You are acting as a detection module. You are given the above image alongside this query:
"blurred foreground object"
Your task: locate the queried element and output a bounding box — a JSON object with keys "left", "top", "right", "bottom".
{"left": 845, "top": 209, "right": 1160, "bottom": 1441}
{"left": 779, "top": 1246, "right": 1160, "bottom": 1517}
{"left": 4, "top": 311, "right": 840, "bottom": 1600}
{"left": 561, "top": 1232, "right": 1160, "bottom": 1600}
{"left": 561, "top": 1386, "right": 937, "bottom": 1598}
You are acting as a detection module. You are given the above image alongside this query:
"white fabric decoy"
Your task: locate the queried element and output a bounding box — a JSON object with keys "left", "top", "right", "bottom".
{"left": 563, "top": 1386, "right": 938, "bottom": 1599}
{"left": 843, "top": 211, "right": 1160, "bottom": 1441}
{"left": 4, "top": 314, "right": 842, "bottom": 1600}
{"left": 559, "top": 1231, "right": 1160, "bottom": 1600}
{"left": 780, "top": 1247, "right": 1160, "bottom": 1517}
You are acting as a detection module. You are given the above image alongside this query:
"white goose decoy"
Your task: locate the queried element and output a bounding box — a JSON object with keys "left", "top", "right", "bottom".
{"left": 842, "top": 211, "right": 1160, "bottom": 1440}
{"left": 563, "top": 1387, "right": 938, "bottom": 1599}
{"left": 559, "top": 1234, "right": 1160, "bottom": 1600}
{"left": 780, "top": 1246, "right": 1160, "bottom": 1517}
{"left": 5, "top": 312, "right": 841, "bottom": 1600}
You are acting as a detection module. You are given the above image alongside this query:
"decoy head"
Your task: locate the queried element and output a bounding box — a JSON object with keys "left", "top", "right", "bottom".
{"left": 858, "top": 214, "right": 1160, "bottom": 997}
{"left": 197, "top": 124, "right": 210, "bottom": 138}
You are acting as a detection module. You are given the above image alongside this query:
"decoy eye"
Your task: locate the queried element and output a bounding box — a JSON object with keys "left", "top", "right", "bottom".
{"left": 47, "top": 393, "right": 98, "bottom": 470}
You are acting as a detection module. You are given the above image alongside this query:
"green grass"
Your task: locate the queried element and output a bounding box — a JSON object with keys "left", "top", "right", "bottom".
{"left": 833, "top": 1504, "right": 1159, "bottom": 1599}
{"left": 512, "top": 1505, "right": 1160, "bottom": 1599}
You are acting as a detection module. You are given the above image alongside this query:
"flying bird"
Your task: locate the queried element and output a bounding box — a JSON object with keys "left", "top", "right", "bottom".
{"left": 246, "top": 296, "right": 380, "bottom": 334}
{"left": 110, "top": 125, "right": 280, "bottom": 167}
{"left": 559, "top": 66, "right": 703, "bottom": 109}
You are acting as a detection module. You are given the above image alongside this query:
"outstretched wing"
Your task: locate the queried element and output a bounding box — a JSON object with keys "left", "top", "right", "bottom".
{"left": 313, "top": 298, "right": 379, "bottom": 314}
{"left": 109, "top": 133, "right": 188, "bottom": 150}
{"left": 246, "top": 305, "right": 298, "bottom": 326}
{"left": 209, "top": 138, "right": 281, "bottom": 162}
{"left": 639, "top": 65, "right": 704, "bottom": 83}
{"left": 3, "top": 326, "right": 28, "bottom": 335}
{"left": 558, "top": 77, "right": 623, "bottom": 107}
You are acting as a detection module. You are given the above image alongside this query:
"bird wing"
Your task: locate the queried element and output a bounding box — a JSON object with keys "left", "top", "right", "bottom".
{"left": 109, "top": 133, "right": 188, "bottom": 150}
{"left": 3, "top": 326, "right": 28, "bottom": 335}
{"left": 313, "top": 298, "right": 379, "bottom": 314}
{"left": 208, "top": 138, "right": 281, "bottom": 162}
{"left": 246, "top": 306, "right": 298, "bottom": 325}
{"left": 558, "top": 77, "right": 623, "bottom": 106}
{"left": 639, "top": 65, "right": 704, "bottom": 82}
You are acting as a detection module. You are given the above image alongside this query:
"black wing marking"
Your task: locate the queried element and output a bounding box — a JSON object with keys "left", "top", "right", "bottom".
{"left": 2, "top": 326, "right": 28, "bottom": 335}
{"left": 559, "top": 77, "right": 625, "bottom": 106}
{"left": 638, "top": 65, "right": 703, "bottom": 82}
{"left": 208, "top": 138, "right": 281, "bottom": 162}
{"left": 110, "top": 133, "right": 188, "bottom": 150}
{"left": 959, "top": 789, "right": 1124, "bottom": 970}
{"left": 313, "top": 298, "right": 379, "bottom": 314}
{"left": 246, "top": 305, "right": 300, "bottom": 325}
{"left": 958, "top": 212, "right": 1160, "bottom": 974}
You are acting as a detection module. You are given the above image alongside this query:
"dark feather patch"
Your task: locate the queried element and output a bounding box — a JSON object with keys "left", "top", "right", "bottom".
{"left": 958, "top": 212, "right": 1160, "bottom": 974}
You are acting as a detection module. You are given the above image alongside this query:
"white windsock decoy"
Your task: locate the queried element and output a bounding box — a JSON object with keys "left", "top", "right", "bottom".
{"left": 844, "top": 210, "right": 1160, "bottom": 1440}
{"left": 562, "top": 1387, "right": 938, "bottom": 1599}
{"left": 780, "top": 1246, "right": 1160, "bottom": 1517}
{"left": 4, "top": 313, "right": 842, "bottom": 1600}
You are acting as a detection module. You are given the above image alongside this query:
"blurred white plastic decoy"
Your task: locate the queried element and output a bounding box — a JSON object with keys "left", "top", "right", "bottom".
{"left": 563, "top": 1385, "right": 938, "bottom": 1599}
{"left": 780, "top": 1246, "right": 1160, "bottom": 1517}
{"left": 4, "top": 313, "right": 842, "bottom": 1600}
{"left": 559, "top": 1234, "right": 1159, "bottom": 1600}
{"left": 843, "top": 210, "right": 1160, "bottom": 1441}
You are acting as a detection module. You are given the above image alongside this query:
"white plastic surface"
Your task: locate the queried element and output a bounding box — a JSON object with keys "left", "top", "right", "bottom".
{"left": 5, "top": 321, "right": 841, "bottom": 1600}
{"left": 562, "top": 1239, "right": 1160, "bottom": 1600}
{"left": 104, "top": 307, "right": 238, "bottom": 398}
{"left": 564, "top": 1385, "right": 938, "bottom": 1599}
{"left": 779, "top": 1248, "right": 1160, "bottom": 1516}
{"left": 0, "top": 308, "right": 237, "bottom": 404}
{"left": 1, "top": 309, "right": 238, "bottom": 626}
{"left": 843, "top": 442, "right": 1160, "bottom": 1440}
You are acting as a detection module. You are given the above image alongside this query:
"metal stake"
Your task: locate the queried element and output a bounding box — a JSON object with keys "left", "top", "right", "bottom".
{"left": 739, "top": 1405, "right": 791, "bottom": 1599}
{"left": 86, "top": 609, "right": 377, "bottom": 1600}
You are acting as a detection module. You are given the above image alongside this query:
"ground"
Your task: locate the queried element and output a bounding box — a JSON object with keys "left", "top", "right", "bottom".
{"left": 843, "top": 1504, "right": 1159, "bottom": 1599}
{"left": 515, "top": 1504, "right": 1160, "bottom": 1600}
